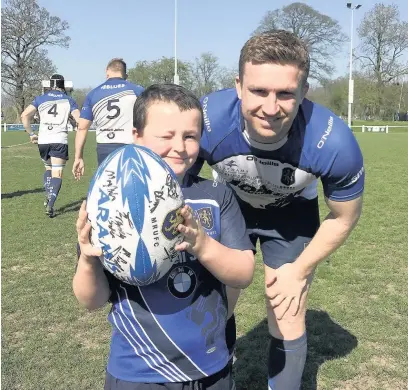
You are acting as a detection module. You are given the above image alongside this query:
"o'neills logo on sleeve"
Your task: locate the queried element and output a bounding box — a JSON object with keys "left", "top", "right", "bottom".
{"left": 202, "top": 96, "right": 212, "bottom": 132}
{"left": 317, "top": 116, "right": 334, "bottom": 149}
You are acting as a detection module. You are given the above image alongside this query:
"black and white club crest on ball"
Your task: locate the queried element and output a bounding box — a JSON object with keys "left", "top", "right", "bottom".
{"left": 86, "top": 144, "right": 184, "bottom": 286}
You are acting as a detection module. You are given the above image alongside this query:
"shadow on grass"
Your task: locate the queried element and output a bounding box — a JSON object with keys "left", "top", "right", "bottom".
{"left": 56, "top": 198, "right": 86, "bottom": 216}
{"left": 234, "top": 309, "right": 358, "bottom": 390}
{"left": 1, "top": 187, "right": 44, "bottom": 199}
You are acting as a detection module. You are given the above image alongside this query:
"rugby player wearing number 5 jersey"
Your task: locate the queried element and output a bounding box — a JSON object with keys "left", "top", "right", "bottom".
{"left": 190, "top": 30, "right": 365, "bottom": 390}
{"left": 72, "top": 58, "right": 144, "bottom": 179}
{"left": 21, "top": 74, "right": 80, "bottom": 217}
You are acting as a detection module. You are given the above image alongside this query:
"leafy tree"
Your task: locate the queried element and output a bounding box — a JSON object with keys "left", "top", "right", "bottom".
{"left": 253, "top": 2, "right": 347, "bottom": 83}
{"left": 71, "top": 88, "right": 92, "bottom": 110}
{"left": 127, "top": 57, "right": 193, "bottom": 90}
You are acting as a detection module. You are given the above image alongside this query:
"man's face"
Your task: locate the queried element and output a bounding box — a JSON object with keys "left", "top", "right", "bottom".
{"left": 236, "top": 62, "right": 308, "bottom": 143}
{"left": 133, "top": 101, "right": 201, "bottom": 182}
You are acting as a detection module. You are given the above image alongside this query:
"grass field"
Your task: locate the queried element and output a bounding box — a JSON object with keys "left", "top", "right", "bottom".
{"left": 2, "top": 131, "right": 408, "bottom": 390}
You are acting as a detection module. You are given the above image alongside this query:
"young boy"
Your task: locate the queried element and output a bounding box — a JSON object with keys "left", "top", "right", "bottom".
{"left": 73, "top": 84, "right": 255, "bottom": 390}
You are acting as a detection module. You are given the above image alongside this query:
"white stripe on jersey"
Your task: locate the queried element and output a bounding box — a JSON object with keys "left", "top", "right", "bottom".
{"left": 184, "top": 198, "right": 220, "bottom": 208}
{"left": 111, "top": 287, "right": 191, "bottom": 381}
{"left": 137, "top": 286, "right": 208, "bottom": 376}
{"left": 111, "top": 311, "right": 181, "bottom": 382}
{"left": 92, "top": 90, "right": 133, "bottom": 120}
{"left": 92, "top": 90, "right": 137, "bottom": 144}
{"left": 120, "top": 287, "right": 192, "bottom": 381}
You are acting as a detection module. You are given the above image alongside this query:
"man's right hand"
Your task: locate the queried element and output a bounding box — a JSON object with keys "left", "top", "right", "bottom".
{"left": 72, "top": 158, "right": 85, "bottom": 181}
{"left": 29, "top": 134, "right": 38, "bottom": 144}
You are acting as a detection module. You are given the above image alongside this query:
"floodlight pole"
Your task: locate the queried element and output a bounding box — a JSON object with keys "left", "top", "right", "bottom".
{"left": 398, "top": 78, "right": 404, "bottom": 113}
{"left": 173, "top": 0, "right": 179, "bottom": 85}
{"left": 347, "top": 3, "right": 361, "bottom": 128}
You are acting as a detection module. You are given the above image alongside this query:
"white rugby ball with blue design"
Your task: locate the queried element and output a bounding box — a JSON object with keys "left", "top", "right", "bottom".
{"left": 86, "top": 144, "right": 184, "bottom": 286}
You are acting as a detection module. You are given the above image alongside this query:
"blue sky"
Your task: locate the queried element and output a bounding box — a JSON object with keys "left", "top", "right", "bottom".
{"left": 38, "top": 0, "right": 407, "bottom": 89}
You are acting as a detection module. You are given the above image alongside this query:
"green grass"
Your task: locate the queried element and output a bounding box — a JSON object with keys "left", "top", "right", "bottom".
{"left": 2, "top": 131, "right": 408, "bottom": 389}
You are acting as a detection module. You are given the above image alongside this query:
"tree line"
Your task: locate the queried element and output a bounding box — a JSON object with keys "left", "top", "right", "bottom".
{"left": 2, "top": 0, "right": 408, "bottom": 123}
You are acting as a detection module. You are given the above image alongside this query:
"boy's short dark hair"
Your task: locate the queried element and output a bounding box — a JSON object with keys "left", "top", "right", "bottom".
{"left": 239, "top": 29, "right": 310, "bottom": 84}
{"left": 133, "top": 84, "right": 203, "bottom": 131}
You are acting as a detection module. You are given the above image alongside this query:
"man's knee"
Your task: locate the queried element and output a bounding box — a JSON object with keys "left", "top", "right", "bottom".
{"left": 266, "top": 303, "right": 307, "bottom": 340}
{"left": 51, "top": 166, "right": 64, "bottom": 178}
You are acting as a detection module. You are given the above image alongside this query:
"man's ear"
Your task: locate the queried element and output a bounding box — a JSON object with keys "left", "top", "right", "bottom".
{"left": 302, "top": 82, "right": 309, "bottom": 99}
{"left": 235, "top": 76, "right": 242, "bottom": 100}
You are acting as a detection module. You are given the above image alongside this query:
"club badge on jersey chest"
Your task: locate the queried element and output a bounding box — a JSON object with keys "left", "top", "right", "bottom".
{"left": 280, "top": 167, "right": 296, "bottom": 186}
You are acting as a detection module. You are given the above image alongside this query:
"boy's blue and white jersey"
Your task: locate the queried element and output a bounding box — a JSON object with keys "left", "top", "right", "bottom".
{"left": 32, "top": 91, "right": 78, "bottom": 145}
{"left": 192, "top": 88, "right": 365, "bottom": 210}
{"left": 80, "top": 78, "right": 144, "bottom": 144}
{"left": 105, "top": 175, "right": 253, "bottom": 383}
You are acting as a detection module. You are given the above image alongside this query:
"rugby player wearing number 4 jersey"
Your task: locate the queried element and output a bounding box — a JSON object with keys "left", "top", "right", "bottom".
{"left": 190, "top": 30, "right": 365, "bottom": 390}
{"left": 21, "top": 74, "right": 80, "bottom": 217}
{"left": 72, "top": 58, "right": 144, "bottom": 179}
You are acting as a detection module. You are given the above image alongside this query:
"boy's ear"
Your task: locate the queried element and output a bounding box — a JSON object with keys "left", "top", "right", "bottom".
{"left": 132, "top": 127, "right": 139, "bottom": 142}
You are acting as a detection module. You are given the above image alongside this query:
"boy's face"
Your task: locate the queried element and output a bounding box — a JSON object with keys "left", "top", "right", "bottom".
{"left": 133, "top": 101, "right": 201, "bottom": 181}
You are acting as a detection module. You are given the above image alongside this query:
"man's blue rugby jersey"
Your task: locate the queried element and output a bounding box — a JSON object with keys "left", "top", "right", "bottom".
{"left": 104, "top": 174, "right": 253, "bottom": 382}
{"left": 80, "top": 78, "right": 144, "bottom": 144}
{"left": 191, "top": 88, "right": 364, "bottom": 217}
{"left": 32, "top": 91, "right": 78, "bottom": 145}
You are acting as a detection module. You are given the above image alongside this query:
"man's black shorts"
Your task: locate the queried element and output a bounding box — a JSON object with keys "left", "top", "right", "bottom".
{"left": 38, "top": 143, "right": 69, "bottom": 161}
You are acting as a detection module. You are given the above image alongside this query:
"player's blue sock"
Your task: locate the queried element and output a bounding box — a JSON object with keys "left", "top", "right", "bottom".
{"left": 43, "top": 170, "right": 52, "bottom": 193}
{"left": 268, "top": 333, "right": 307, "bottom": 390}
{"left": 47, "top": 177, "right": 62, "bottom": 208}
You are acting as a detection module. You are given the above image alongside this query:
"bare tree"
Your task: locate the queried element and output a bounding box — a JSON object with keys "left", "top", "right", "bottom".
{"left": 357, "top": 3, "right": 408, "bottom": 86}
{"left": 191, "top": 53, "right": 220, "bottom": 97}
{"left": 218, "top": 67, "right": 237, "bottom": 90}
{"left": 127, "top": 58, "right": 193, "bottom": 90}
{"left": 252, "top": 2, "right": 347, "bottom": 83}
{"left": 1, "top": 0, "right": 69, "bottom": 115}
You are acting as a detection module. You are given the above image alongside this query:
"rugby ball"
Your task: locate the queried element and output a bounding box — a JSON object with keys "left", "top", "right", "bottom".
{"left": 86, "top": 144, "right": 184, "bottom": 286}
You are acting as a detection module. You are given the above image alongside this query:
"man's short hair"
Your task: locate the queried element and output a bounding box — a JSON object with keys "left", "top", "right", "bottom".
{"left": 133, "top": 84, "right": 203, "bottom": 131}
{"left": 106, "top": 58, "right": 127, "bottom": 76}
{"left": 239, "top": 30, "right": 310, "bottom": 84}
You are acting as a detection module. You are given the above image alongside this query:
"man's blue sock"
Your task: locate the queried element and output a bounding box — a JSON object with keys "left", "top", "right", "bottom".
{"left": 43, "top": 170, "right": 52, "bottom": 193}
{"left": 268, "top": 333, "right": 307, "bottom": 390}
{"left": 48, "top": 177, "right": 62, "bottom": 208}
